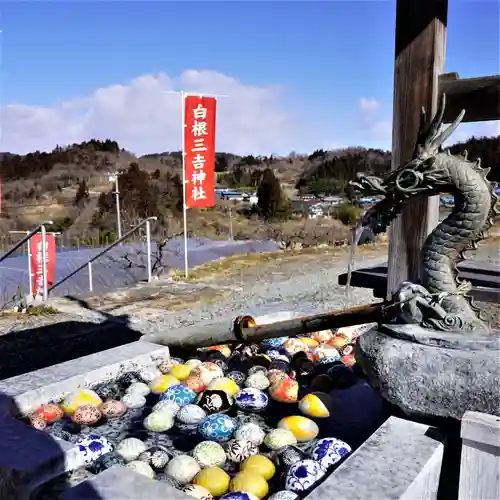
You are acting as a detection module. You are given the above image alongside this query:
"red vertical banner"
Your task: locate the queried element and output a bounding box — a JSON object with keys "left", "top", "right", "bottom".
{"left": 183, "top": 95, "right": 216, "bottom": 209}
{"left": 29, "top": 234, "right": 56, "bottom": 295}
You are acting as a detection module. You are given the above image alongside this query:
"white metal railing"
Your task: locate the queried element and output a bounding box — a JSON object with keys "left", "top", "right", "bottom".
{"left": 48, "top": 216, "right": 157, "bottom": 295}
{"left": 0, "top": 221, "right": 53, "bottom": 301}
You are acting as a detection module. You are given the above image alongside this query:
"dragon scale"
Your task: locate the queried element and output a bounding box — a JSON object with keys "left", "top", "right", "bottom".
{"left": 352, "top": 94, "right": 497, "bottom": 333}
{"left": 421, "top": 154, "right": 493, "bottom": 321}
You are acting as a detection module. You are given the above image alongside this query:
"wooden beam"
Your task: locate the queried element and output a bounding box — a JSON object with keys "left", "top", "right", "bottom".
{"left": 439, "top": 73, "right": 500, "bottom": 123}
{"left": 386, "top": 0, "right": 447, "bottom": 298}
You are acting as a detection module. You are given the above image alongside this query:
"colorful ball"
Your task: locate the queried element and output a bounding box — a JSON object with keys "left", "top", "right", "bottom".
{"left": 208, "top": 377, "right": 240, "bottom": 396}
{"left": 184, "top": 374, "right": 206, "bottom": 393}
{"left": 75, "top": 434, "right": 113, "bottom": 464}
{"left": 310, "top": 347, "right": 340, "bottom": 363}
{"left": 226, "top": 439, "right": 258, "bottom": 463}
{"left": 298, "top": 337, "right": 319, "bottom": 348}
{"left": 72, "top": 404, "right": 102, "bottom": 425}
{"left": 126, "top": 460, "right": 155, "bottom": 479}
{"left": 165, "top": 455, "right": 201, "bottom": 485}
{"left": 220, "top": 493, "right": 259, "bottom": 500}
{"left": 149, "top": 374, "right": 180, "bottom": 394}
{"left": 310, "top": 330, "right": 334, "bottom": 344}
{"left": 126, "top": 382, "right": 151, "bottom": 397}
{"left": 198, "top": 414, "right": 237, "bottom": 442}
{"left": 182, "top": 484, "right": 214, "bottom": 500}
{"left": 263, "top": 429, "right": 297, "bottom": 450}
{"left": 158, "top": 358, "right": 181, "bottom": 374}
{"left": 193, "top": 467, "right": 231, "bottom": 496}
{"left": 197, "top": 389, "right": 233, "bottom": 414}
{"left": 151, "top": 400, "right": 180, "bottom": 415}
{"left": 241, "top": 455, "right": 276, "bottom": 480}
{"left": 143, "top": 410, "right": 174, "bottom": 432}
{"left": 298, "top": 392, "right": 333, "bottom": 418}
{"left": 234, "top": 388, "right": 269, "bottom": 412}
{"left": 170, "top": 364, "right": 192, "bottom": 381}
{"left": 234, "top": 422, "right": 266, "bottom": 446}
{"left": 137, "top": 446, "right": 171, "bottom": 471}
{"left": 32, "top": 403, "right": 63, "bottom": 423}
{"left": 121, "top": 392, "right": 146, "bottom": 409}
{"left": 229, "top": 471, "right": 269, "bottom": 499}
{"left": 283, "top": 338, "right": 308, "bottom": 356}
{"left": 192, "top": 441, "right": 227, "bottom": 468}
{"left": 192, "top": 362, "right": 224, "bottom": 385}
{"left": 277, "top": 416, "right": 319, "bottom": 442}
{"left": 116, "top": 438, "right": 147, "bottom": 462}
{"left": 342, "top": 354, "right": 356, "bottom": 366}
{"left": 100, "top": 400, "right": 127, "bottom": 418}
{"left": 60, "top": 389, "right": 102, "bottom": 416}
{"left": 268, "top": 378, "right": 299, "bottom": 403}
{"left": 159, "top": 384, "right": 196, "bottom": 406}
{"left": 328, "top": 333, "right": 350, "bottom": 349}
{"left": 285, "top": 459, "right": 324, "bottom": 493}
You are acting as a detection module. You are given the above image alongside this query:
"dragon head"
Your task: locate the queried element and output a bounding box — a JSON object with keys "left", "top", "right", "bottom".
{"left": 350, "top": 94, "right": 465, "bottom": 234}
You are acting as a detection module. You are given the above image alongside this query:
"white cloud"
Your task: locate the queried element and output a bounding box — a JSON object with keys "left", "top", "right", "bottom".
{"left": 358, "top": 97, "right": 381, "bottom": 113}
{"left": 1, "top": 70, "right": 297, "bottom": 156}
{"left": 1, "top": 72, "right": 498, "bottom": 156}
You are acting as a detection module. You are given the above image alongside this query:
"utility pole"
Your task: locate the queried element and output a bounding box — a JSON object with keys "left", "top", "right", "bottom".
{"left": 228, "top": 206, "right": 234, "bottom": 241}
{"left": 108, "top": 171, "right": 122, "bottom": 240}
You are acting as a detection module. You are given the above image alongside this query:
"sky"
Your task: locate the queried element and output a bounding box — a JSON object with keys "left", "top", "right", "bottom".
{"left": 0, "top": 0, "right": 499, "bottom": 156}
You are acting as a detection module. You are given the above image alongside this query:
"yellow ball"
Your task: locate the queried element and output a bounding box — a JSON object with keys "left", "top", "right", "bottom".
{"left": 230, "top": 471, "right": 269, "bottom": 499}
{"left": 60, "top": 389, "right": 102, "bottom": 416}
{"left": 207, "top": 377, "right": 240, "bottom": 396}
{"left": 277, "top": 415, "right": 319, "bottom": 442}
{"left": 170, "top": 364, "right": 191, "bottom": 381}
{"left": 240, "top": 455, "right": 276, "bottom": 481}
{"left": 299, "top": 337, "right": 319, "bottom": 348}
{"left": 193, "top": 467, "right": 230, "bottom": 496}
{"left": 149, "top": 374, "right": 180, "bottom": 394}
{"left": 298, "top": 392, "right": 332, "bottom": 418}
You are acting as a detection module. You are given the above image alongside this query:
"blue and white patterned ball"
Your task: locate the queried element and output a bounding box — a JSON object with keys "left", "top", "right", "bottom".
{"left": 261, "top": 336, "right": 289, "bottom": 348}
{"left": 198, "top": 414, "right": 237, "bottom": 442}
{"left": 159, "top": 384, "right": 196, "bottom": 406}
{"left": 220, "top": 493, "right": 259, "bottom": 500}
{"left": 265, "top": 349, "right": 290, "bottom": 362}
{"left": 75, "top": 434, "right": 113, "bottom": 464}
{"left": 285, "top": 459, "right": 324, "bottom": 493}
{"left": 311, "top": 437, "right": 351, "bottom": 469}
{"left": 268, "top": 491, "right": 300, "bottom": 500}
{"left": 234, "top": 388, "right": 269, "bottom": 412}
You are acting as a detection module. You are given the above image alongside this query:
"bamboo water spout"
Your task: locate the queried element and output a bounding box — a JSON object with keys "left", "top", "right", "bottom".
{"left": 141, "top": 301, "right": 394, "bottom": 349}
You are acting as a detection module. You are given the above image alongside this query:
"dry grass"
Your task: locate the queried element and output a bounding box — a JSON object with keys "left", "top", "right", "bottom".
{"left": 171, "top": 241, "right": 387, "bottom": 283}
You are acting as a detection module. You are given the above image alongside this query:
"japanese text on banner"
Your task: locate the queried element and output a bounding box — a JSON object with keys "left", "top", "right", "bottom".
{"left": 183, "top": 96, "right": 216, "bottom": 209}
{"left": 29, "top": 234, "right": 56, "bottom": 295}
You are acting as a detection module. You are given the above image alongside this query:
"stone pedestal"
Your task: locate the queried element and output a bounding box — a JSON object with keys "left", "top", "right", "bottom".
{"left": 356, "top": 324, "right": 500, "bottom": 420}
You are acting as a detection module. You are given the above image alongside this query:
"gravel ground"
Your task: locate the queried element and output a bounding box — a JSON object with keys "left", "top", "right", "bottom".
{"left": 132, "top": 250, "right": 386, "bottom": 337}
{"left": 134, "top": 241, "right": 498, "bottom": 335}
{"left": 1, "top": 241, "right": 497, "bottom": 337}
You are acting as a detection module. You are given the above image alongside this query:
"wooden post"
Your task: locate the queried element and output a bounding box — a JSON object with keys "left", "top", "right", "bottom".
{"left": 459, "top": 411, "right": 500, "bottom": 500}
{"left": 386, "top": 0, "right": 447, "bottom": 298}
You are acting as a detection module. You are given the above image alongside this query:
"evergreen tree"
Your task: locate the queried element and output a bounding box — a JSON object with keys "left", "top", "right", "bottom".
{"left": 257, "top": 168, "right": 282, "bottom": 219}
{"left": 74, "top": 180, "right": 90, "bottom": 207}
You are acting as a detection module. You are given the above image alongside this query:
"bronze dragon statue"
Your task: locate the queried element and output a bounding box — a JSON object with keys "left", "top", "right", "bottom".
{"left": 351, "top": 94, "right": 498, "bottom": 334}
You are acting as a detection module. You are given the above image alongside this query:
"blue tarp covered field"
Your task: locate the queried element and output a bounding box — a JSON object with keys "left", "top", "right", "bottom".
{"left": 0, "top": 238, "right": 279, "bottom": 305}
